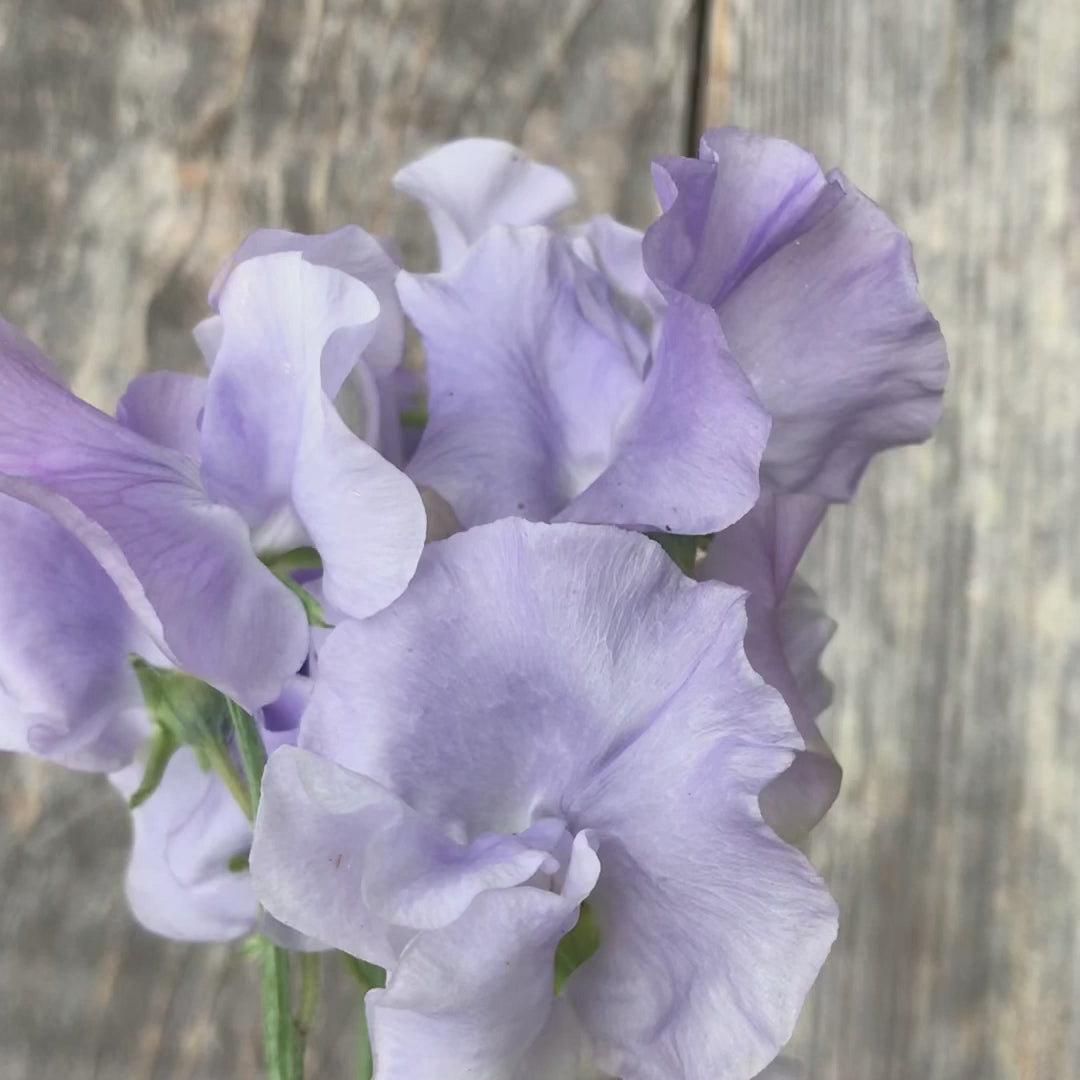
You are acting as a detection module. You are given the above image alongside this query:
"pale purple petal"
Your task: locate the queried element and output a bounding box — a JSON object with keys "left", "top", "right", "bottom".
{"left": 703, "top": 492, "right": 826, "bottom": 608}
{"left": 366, "top": 831, "right": 600, "bottom": 1080}
{"left": 202, "top": 253, "right": 426, "bottom": 618}
{"left": 648, "top": 130, "right": 830, "bottom": 302}
{"left": 116, "top": 371, "right": 207, "bottom": 459}
{"left": 252, "top": 748, "right": 562, "bottom": 969}
{"left": 111, "top": 749, "right": 255, "bottom": 942}
{"left": 0, "top": 319, "right": 308, "bottom": 708}
{"left": 399, "top": 228, "right": 641, "bottom": 527}
{"left": 0, "top": 493, "right": 148, "bottom": 772}
{"left": 109, "top": 676, "right": 315, "bottom": 944}
{"left": 208, "top": 226, "right": 405, "bottom": 379}
{"left": 646, "top": 126, "right": 948, "bottom": 500}
{"left": 292, "top": 400, "right": 427, "bottom": 619}
{"left": 301, "top": 522, "right": 752, "bottom": 828}
{"left": 401, "top": 228, "right": 767, "bottom": 533}
{"left": 192, "top": 315, "right": 222, "bottom": 367}
{"left": 569, "top": 214, "right": 666, "bottom": 343}
{"left": 394, "top": 138, "right": 577, "bottom": 267}
{"left": 556, "top": 545, "right": 836, "bottom": 1078}
{"left": 778, "top": 576, "right": 836, "bottom": 724}
{"left": 201, "top": 251, "right": 378, "bottom": 521}
{"left": 562, "top": 290, "right": 769, "bottom": 534}
{"left": 701, "top": 493, "right": 840, "bottom": 840}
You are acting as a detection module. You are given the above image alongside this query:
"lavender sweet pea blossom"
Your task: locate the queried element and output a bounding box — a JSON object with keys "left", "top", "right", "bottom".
{"left": 393, "top": 138, "right": 578, "bottom": 268}
{"left": 394, "top": 139, "right": 769, "bottom": 535}
{"left": 251, "top": 520, "right": 837, "bottom": 1080}
{"left": 700, "top": 493, "right": 840, "bottom": 840}
{"left": 0, "top": 247, "right": 425, "bottom": 707}
{"left": 200, "top": 226, "right": 416, "bottom": 466}
{"left": 123, "top": 248, "right": 427, "bottom": 621}
{"left": 645, "top": 126, "right": 948, "bottom": 501}
{"left": 0, "top": 319, "right": 306, "bottom": 708}
{"left": 110, "top": 676, "right": 312, "bottom": 942}
{"left": 399, "top": 228, "right": 769, "bottom": 534}
{"left": 0, "top": 492, "right": 149, "bottom": 771}
{"left": 111, "top": 745, "right": 255, "bottom": 941}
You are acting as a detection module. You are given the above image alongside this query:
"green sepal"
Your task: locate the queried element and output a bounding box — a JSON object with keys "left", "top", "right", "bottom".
{"left": 262, "top": 545, "right": 322, "bottom": 576}
{"left": 130, "top": 657, "right": 231, "bottom": 763}
{"left": 261, "top": 547, "right": 330, "bottom": 628}
{"left": 227, "top": 852, "right": 250, "bottom": 873}
{"left": 276, "top": 572, "right": 330, "bottom": 629}
{"left": 646, "top": 531, "right": 710, "bottom": 575}
{"left": 340, "top": 952, "right": 387, "bottom": 991}
{"left": 127, "top": 719, "right": 181, "bottom": 809}
{"left": 553, "top": 901, "right": 599, "bottom": 993}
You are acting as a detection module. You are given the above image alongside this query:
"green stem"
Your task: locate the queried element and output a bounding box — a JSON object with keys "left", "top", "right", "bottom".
{"left": 355, "top": 1001, "right": 373, "bottom": 1080}
{"left": 340, "top": 954, "right": 384, "bottom": 1080}
{"left": 260, "top": 940, "right": 301, "bottom": 1080}
{"left": 296, "top": 953, "right": 321, "bottom": 1038}
{"left": 227, "top": 702, "right": 306, "bottom": 1079}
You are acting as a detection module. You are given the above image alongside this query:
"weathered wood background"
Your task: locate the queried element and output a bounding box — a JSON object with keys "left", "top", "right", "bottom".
{"left": 0, "top": 0, "right": 1076, "bottom": 1077}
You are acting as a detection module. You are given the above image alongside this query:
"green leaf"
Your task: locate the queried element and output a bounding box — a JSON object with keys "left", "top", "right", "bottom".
{"left": 553, "top": 901, "right": 599, "bottom": 993}
{"left": 127, "top": 719, "right": 180, "bottom": 809}
{"left": 645, "top": 531, "right": 703, "bottom": 576}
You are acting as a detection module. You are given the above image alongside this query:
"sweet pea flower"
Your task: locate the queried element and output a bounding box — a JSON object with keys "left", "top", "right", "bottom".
{"left": 396, "top": 139, "right": 665, "bottom": 364}
{"left": 393, "top": 139, "right": 768, "bottom": 535}
{"left": 398, "top": 226, "right": 769, "bottom": 534}
{"left": 0, "top": 318, "right": 302, "bottom": 709}
{"left": 645, "top": 126, "right": 948, "bottom": 502}
{"left": 110, "top": 676, "right": 312, "bottom": 942}
{"left": 0, "top": 247, "right": 425, "bottom": 708}
{"left": 111, "top": 744, "right": 255, "bottom": 941}
{"left": 195, "top": 225, "right": 416, "bottom": 467}
{"left": 700, "top": 493, "right": 839, "bottom": 841}
{"left": 0, "top": 491, "right": 149, "bottom": 771}
{"left": 393, "top": 138, "right": 578, "bottom": 269}
{"left": 125, "top": 245, "right": 427, "bottom": 619}
{"left": 250, "top": 520, "right": 837, "bottom": 1080}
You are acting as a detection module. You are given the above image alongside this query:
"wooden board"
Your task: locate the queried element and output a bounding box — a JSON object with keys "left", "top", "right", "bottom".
{"left": 700, "top": 1, "right": 1080, "bottom": 1077}
{"left": 0, "top": 1, "right": 697, "bottom": 1076}
{"left": 4, "top": 0, "right": 1078, "bottom": 1076}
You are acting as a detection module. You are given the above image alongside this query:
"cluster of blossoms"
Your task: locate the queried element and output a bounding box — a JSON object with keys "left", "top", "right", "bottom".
{"left": 0, "top": 129, "right": 945, "bottom": 1079}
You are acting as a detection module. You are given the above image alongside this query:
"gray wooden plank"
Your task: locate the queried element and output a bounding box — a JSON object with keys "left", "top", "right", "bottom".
{"left": 0, "top": 1, "right": 697, "bottom": 1076}
{"left": 701, "top": 1, "right": 1080, "bottom": 1077}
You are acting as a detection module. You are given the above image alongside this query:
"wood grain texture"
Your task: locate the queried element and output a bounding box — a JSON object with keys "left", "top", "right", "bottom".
{"left": 0, "top": 1, "right": 696, "bottom": 1076}
{"left": 701, "top": 2, "right": 1080, "bottom": 1078}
